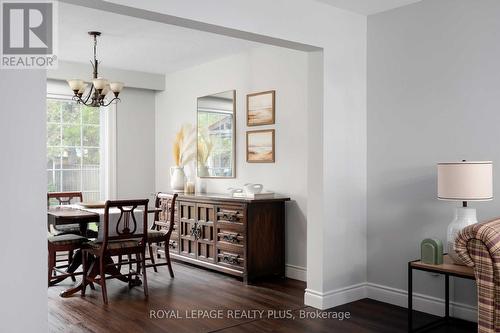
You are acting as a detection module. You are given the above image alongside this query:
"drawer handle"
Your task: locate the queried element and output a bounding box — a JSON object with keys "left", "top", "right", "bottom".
{"left": 222, "top": 233, "right": 240, "bottom": 244}
{"left": 217, "top": 211, "right": 241, "bottom": 222}
{"left": 222, "top": 253, "right": 240, "bottom": 265}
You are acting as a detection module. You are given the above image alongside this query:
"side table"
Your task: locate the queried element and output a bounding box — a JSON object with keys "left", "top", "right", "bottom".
{"left": 408, "top": 254, "right": 475, "bottom": 332}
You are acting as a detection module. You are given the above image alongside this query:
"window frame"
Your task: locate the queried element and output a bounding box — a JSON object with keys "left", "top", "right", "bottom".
{"left": 46, "top": 93, "right": 116, "bottom": 200}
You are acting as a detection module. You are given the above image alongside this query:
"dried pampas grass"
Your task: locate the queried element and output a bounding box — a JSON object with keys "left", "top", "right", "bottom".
{"left": 172, "top": 124, "right": 195, "bottom": 167}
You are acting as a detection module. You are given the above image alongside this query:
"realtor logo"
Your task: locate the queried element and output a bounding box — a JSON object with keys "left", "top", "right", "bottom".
{"left": 1, "top": 1, "right": 57, "bottom": 68}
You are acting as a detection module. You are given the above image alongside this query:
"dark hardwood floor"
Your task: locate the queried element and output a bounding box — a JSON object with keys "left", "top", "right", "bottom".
{"left": 48, "top": 260, "right": 477, "bottom": 333}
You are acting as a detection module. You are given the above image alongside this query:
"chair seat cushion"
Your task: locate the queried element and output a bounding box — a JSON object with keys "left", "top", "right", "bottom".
{"left": 87, "top": 240, "right": 141, "bottom": 250}
{"left": 48, "top": 234, "right": 88, "bottom": 246}
{"left": 50, "top": 224, "right": 81, "bottom": 236}
{"left": 148, "top": 230, "right": 168, "bottom": 242}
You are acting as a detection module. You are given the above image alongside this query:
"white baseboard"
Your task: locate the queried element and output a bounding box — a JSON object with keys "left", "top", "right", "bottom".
{"left": 285, "top": 264, "right": 306, "bottom": 281}
{"left": 366, "top": 283, "right": 477, "bottom": 322}
{"left": 303, "top": 282, "right": 477, "bottom": 322}
{"left": 304, "top": 283, "right": 367, "bottom": 310}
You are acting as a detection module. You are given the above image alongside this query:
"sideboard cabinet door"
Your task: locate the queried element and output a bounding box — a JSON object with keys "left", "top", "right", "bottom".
{"left": 179, "top": 201, "right": 196, "bottom": 258}
{"left": 196, "top": 203, "right": 216, "bottom": 263}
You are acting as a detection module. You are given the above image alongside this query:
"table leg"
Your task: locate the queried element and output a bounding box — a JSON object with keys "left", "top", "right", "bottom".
{"left": 60, "top": 252, "right": 94, "bottom": 297}
{"left": 104, "top": 255, "right": 131, "bottom": 283}
{"left": 408, "top": 262, "right": 413, "bottom": 332}
{"left": 79, "top": 222, "right": 88, "bottom": 237}
{"left": 60, "top": 253, "right": 141, "bottom": 297}
{"left": 445, "top": 274, "right": 450, "bottom": 321}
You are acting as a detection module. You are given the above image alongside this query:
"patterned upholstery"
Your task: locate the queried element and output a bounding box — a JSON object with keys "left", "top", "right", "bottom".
{"left": 455, "top": 218, "right": 500, "bottom": 333}
{"left": 49, "top": 224, "right": 81, "bottom": 236}
{"left": 87, "top": 240, "right": 141, "bottom": 250}
{"left": 148, "top": 229, "right": 167, "bottom": 242}
{"left": 48, "top": 234, "right": 87, "bottom": 246}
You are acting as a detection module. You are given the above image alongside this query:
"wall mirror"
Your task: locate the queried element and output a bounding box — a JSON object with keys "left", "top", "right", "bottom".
{"left": 197, "top": 90, "right": 236, "bottom": 178}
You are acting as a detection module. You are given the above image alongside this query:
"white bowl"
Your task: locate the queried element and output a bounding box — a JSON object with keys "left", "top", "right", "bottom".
{"left": 243, "top": 183, "right": 263, "bottom": 194}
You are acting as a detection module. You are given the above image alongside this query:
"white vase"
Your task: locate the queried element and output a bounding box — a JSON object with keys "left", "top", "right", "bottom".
{"left": 170, "top": 166, "right": 185, "bottom": 191}
{"left": 447, "top": 206, "right": 477, "bottom": 264}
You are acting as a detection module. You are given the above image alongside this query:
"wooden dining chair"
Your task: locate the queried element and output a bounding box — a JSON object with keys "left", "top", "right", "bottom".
{"left": 48, "top": 233, "right": 88, "bottom": 286}
{"left": 47, "top": 192, "right": 83, "bottom": 236}
{"left": 145, "top": 193, "right": 178, "bottom": 278}
{"left": 47, "top": 191, "right": 85, "bottom": 272}
{"left": 81, "top": 199, "right": 149, "bottom": 304}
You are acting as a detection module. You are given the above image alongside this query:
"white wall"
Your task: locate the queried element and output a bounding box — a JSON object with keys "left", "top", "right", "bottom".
{"left": 47, "top": 80, "right": 156, "bottom": 200}
{"left": 156, "top": 46, "right": 308, "bottom": 279}
{"left": 116, "top": 87, "right": 156, "bottom": 199}
{"left": 367, "top": 0, "right": 500, "bottom": 320}
{"left": 0, "top": 71, "right": 48, "bottom": 332}
{"left": 95, "top": 0, "right": 367, "bottom": 310}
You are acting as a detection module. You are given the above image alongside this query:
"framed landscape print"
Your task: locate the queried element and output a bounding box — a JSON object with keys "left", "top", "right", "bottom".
{"left": 246, "top": 129, "right": 275, "bottom": 163}
{"left": 247, "top": 90, "right": 275, "bottom": 126}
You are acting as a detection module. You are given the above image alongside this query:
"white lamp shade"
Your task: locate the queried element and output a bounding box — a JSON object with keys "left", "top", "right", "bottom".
{"left": 92, "top": 78, "right": 108, "bottom": 90}
{"left": 100, "top": 84, "right": 110, "bottom": 96}
{"left": 78, "top": 83, "right": 88, "bottom": 94}
{"left": 67, "top": 79, "right": 84, "bottom": 91}
{"left": 437, "top": 161, "right": 493, "bottom": 201}
{"left": 109, "top": 82, "right": 124, "bottom": 93}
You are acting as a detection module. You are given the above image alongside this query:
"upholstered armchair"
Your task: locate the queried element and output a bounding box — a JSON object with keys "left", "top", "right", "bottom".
{"left": 455, "top": 218, "right": 500, "bottom": 333}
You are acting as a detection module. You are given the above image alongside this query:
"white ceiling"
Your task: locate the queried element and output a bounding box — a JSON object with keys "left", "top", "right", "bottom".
{"left": 58, "top": 3, "right": 262, "bottom": 74}
{"left": 59, "top": 1, "right": 423, "bottom": 74}
{"left": 317, "top": 0, "right": 422, "bottom": 15}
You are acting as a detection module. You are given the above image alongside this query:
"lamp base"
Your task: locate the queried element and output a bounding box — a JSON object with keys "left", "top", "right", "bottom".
{"left": 447, "top": 207, "right": 478, "bottom": 265}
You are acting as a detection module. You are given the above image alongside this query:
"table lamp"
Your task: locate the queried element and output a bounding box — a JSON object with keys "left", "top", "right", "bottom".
{"left": 437, "top": 161, "right": 493, "bottom": 263}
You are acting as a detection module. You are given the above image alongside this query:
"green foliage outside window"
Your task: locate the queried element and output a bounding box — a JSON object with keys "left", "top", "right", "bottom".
{"left": 47, "top": 98, "right": 102, "bottom": 201}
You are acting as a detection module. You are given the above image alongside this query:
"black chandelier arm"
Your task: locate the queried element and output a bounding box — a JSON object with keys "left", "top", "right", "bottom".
{"left": 101, "top": 97, "right": 120, "bottom": 107}
{"left": 71, "top": 95, "right": 87, "bottom": 105}
{"left": 71, "top": 92, "right": 99, "bottom": 107}
{"left": 82, "top": 84, "right": 95, "bottom": 104}
{"left": 71, "top": 95, "right": 120, "bottom": 107}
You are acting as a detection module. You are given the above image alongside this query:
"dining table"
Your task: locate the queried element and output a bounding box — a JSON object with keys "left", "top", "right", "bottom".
{"left": 47, "top": 204, "right": 161, "bottom": 297}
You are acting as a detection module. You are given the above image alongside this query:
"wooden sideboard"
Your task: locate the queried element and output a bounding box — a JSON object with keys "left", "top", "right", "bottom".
{"left": 167, "top": 192, "right": 290, "bottom": 283}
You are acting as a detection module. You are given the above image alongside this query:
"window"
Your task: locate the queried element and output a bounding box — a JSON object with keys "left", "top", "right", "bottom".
{"left": 47, "top": 98, "right": 103, "bottom": 201}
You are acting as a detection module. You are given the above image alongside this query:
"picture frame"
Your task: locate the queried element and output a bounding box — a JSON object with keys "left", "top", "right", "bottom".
{"left": 246, "top": 129, "right": 275, "bottom": 163}
{"left": 246, "top": 90, "right": 275, "bottom": 126}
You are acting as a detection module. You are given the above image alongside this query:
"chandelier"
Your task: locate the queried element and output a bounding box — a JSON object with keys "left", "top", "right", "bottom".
{"left": 67, "top": 31, "right": 124, "bottom": 107}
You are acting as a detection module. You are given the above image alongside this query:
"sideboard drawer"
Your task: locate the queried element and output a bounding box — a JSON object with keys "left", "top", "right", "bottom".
{"left": 216, "top": 205, "right": 246, "bottom": 225}
{"left": 217, "top": 249, "right": 244, "bottom": 271}
{"left": 217, "top": 230, "right": 244, "bottom": 247}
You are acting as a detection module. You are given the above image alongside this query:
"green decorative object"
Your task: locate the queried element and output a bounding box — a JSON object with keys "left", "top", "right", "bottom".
{"left": 421, "top": 238, "right": 444, "bottom": 265}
